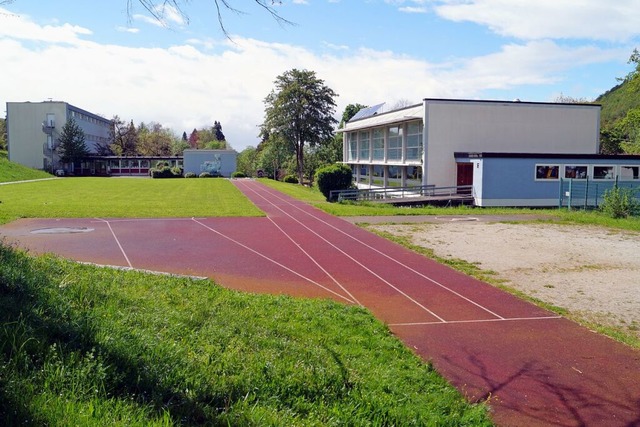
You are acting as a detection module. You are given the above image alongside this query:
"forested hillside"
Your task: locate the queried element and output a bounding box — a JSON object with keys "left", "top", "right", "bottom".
{"left": 596, "top": 50, "right": 640, "bottom": 154}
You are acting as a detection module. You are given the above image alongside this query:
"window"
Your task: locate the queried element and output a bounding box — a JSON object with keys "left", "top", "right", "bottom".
{"left": 535, "top": 164, "right": 559, "bottom": 180}
{"left": 406, "top": 122, "right": 422, "bottom": 161}
{"left": 358, "top": 165, "right": 370, "bottom": 184}
{"left": 372, "top": 129, "right": 384, "bottom": 160}
{"left": 564, "top": 165, "right": 588, "bottom": 179}
{"left": 620, "top": 166, "right": 640, "bottom": 180}
{"left": 372, "top": 165, "right": 384, "bottom": 186}
{"left": 406, "top": 166, "right": 422, "bottom": 184}
{"left": 388, "top": 165, "right": 402, "bottom": 187}
{"left": 387, "top": 125, "right": 402, "bottom": 161}
{"left": 593, "top": 166, "right": 615, "bottom": 180}
{"left": 359, "top": 131, "right": 370, "bottom": 161}
{"left": 347, "top": 132, "right": 357, "bottom": 161}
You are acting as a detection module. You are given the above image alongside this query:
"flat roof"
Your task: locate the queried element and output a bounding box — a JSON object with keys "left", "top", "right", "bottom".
{"left": 455, "top": 152, "right": 640, "bottom": 160}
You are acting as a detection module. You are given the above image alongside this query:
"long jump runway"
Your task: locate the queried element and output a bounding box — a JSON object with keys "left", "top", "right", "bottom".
{"left": 1, "top": 180, "right": 639, "bottom": 426}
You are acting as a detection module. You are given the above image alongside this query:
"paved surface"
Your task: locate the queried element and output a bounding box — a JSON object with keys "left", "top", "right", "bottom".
{"left": 1, "top": 180, "right": 639, "bottom": 426}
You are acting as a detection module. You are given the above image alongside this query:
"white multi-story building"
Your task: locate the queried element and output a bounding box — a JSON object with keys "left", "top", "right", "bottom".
{"left": 6, "top": 101, "right": 112, "bottom": 172}
{"left": 342, "top": 98, "right": 602, "bottom": 189}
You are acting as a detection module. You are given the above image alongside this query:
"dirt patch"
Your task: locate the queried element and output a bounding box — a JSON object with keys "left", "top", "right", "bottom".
{"left": 369, "top": 220, "right": 640, "bottom": 338}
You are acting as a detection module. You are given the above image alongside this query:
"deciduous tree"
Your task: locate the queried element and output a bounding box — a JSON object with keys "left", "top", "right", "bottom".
{"left": 261, "top": 69, "right": 338, "bottom": 183}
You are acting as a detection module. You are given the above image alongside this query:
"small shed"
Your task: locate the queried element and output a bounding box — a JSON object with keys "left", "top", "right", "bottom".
{"left": 455, "top": 152, "right": 640, "bottom": 207}
{"left": 183, "top": 149, "right": 237, "bottom": 177}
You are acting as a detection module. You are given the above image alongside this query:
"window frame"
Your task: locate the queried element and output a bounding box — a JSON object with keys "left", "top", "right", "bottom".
{"left": 535, "top": 164, "right": 560, "bottom": 181}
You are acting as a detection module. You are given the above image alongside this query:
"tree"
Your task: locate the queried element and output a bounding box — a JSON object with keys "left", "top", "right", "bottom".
{"left": 236, "top": 146, "right": 259, "bottom": 176}
{"left": 137, "top": 122, "right": 176, "bottom": 156}
{"left": 0, "top": 118, "right": 7, "bottom": 152}
{"left": 261, "top": 69, "right": 338, "bottom": 184}
{"left": 213, "top": 121, "right": 225, "bottom": 141}
{"left": 57, "top": 118, "right": 90, "bottom": 165}
{"left": 127, "top": 0, "right": 292, "bottom": 39}
{"left": 110, "top": 117, "right": 138, "bottom": 156}
{"left": 188, "top": 129, "right": 199, "bottom": 149}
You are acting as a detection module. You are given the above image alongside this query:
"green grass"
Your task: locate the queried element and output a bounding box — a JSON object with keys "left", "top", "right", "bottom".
{"left": 0, "top": 244, "right": 490, "bottom": 425}
{"left": 0, "top": 178, "right": 264, "bottom": 224}
{"left": 0, "top": 156, "right": 53, "bottom": 183}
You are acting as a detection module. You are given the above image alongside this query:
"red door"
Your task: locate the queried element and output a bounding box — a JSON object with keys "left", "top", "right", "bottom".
{"left": 456, "top": 163, "right": 473, "bottom": 194}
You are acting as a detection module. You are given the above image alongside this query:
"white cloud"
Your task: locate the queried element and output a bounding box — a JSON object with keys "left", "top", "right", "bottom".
{"left": 133, "top": 4, "right": 187, "bottom": 28}
{"left": 431, "top": 0, "right": 640, "bottom": 42}
{"left": 0, "top": 6, "right": 628, "bottom": 151}
{"left": 116, "top": 26, "right": 140, "bottom": 34}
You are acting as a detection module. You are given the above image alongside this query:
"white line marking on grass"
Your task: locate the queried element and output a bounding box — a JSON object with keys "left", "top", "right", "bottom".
{"left": 235, "top": 181, "right": 446, "bottom": 323}
{"left": 389, "top": 315, "right": 563, "bottom": 327}
{"left": 191, "top": 217, "right": 356, "bottom": 304}
{"left": 95, "top": 218, "right": 133, "bottom": 268}
{"left": 253, "top": 183, "right": 505, "bottom": 321}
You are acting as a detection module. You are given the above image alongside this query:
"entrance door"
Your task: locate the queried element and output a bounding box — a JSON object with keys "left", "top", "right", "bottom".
{"left": 456, "top": 163, "right": 473, "bottom": 194}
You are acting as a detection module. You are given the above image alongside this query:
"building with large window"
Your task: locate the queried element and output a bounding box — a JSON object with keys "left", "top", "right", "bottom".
{"left": 6, "top": 101, "right": 112, "bottom": 172}
{"left": 342, "top": 98, "right": 602, "bottom": 190}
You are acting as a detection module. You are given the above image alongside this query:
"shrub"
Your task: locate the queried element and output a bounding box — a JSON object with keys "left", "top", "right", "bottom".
{"left": 283, "top": 174, "right": 298, "bottom": 184}
{"left": 231, "top": 171, "right": 246, "bottom": 178}
{"left": 600, "top": 186, "right": 640, "bottom": 218}
{"left": 184, "top": 172, "right": 197, "bottom": 178}
{"left": 315, "top": 163, "right": 353, "bottom": 201}
{"left": 199, "top": 172, "right": 213, "bottom": 178}
{"left": 150, "top": 165, "right": 182, "bottom": 179}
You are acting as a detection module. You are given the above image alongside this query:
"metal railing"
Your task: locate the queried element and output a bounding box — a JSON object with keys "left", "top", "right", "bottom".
{"left": 330, "top": 184, "right": 473, "bottom": 203}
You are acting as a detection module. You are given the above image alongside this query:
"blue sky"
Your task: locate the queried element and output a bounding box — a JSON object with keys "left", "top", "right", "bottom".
{"left": 1, "top": 0, "right": 639, "bottom": 151}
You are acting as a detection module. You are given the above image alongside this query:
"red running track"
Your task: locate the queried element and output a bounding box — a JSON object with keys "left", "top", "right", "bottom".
{"left": 1, "top": 180, "right": 639, "bottom": 426}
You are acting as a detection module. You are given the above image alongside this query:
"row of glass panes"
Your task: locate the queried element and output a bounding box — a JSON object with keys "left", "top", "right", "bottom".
{"left": 352, "top": 165, "right": 423, "bottom": 182}
{"left": 535, "top": 164, "right": 640, "bottom": 181}
{"left": 347, "top": 122, "right": 423, "bottom": 162}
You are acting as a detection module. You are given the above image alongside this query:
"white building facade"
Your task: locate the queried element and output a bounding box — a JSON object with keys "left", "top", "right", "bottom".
{"left": 6, "top": 101, "right": 112, "bottom": 172}
{"left": 342, "top": 98, "right": 601, "bottom": 189}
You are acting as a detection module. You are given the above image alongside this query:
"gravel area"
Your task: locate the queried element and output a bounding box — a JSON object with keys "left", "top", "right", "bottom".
{"left": 365, "top": 217, "right": 640, "bottom": 338}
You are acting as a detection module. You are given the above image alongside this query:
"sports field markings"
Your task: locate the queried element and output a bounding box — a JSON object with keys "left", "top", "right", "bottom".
{"left": 95, "top": 218, "right": 133, "bottom": 268}
{"left": 236, "top": 181, "right": 448, "bottom": 323}
{"left": 389, "top": 315, "right": 562, "bottom": 327}
{"left": 243, "top": 182, "right": 552, "bottom": 323}
{"left": 266, "top": 216, "right": 363, "bottom": 306}
{"left": 190, "top": 217, "right": 356, "bottom": 304}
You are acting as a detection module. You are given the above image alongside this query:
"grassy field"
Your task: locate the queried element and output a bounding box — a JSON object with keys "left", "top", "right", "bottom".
{"left": 0, "top": 156, "right": 53, "bottom": 183}
{"left": 0, "top": 178, "right": 264, "bottom": 225}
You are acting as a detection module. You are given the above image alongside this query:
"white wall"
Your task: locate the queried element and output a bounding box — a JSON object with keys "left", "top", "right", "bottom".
{"left": 424, "top": 100, "right": 601, "bottom": 187}
{"left": 7, "top": 102, "right": 68, "bottom": 169}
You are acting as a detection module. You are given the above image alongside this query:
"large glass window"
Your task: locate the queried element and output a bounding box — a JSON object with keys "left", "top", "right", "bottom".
{"left": 372, "top": 165, "right": 384, "bottom": 186}
{"left": 620, "top": 166, "right": 639, "bottom": 180}
{"left": 372, "top": 129, "right": 384, "bottom": 160}
{"left": 564, "top": 165, "right": 588, "bottom": 179}
{"left": 406, "top": 166, "right": 422, "bottom": 186}
{"left": 387, "top": 126, "right": 402, "bottom": 161}
{"left": 347, "top": 132, "right": 357, "bottom": 161}
{"left": 593, "top": 165, "right": 615, "bottom": 180}
{"left": 406, "top": 122, "right": 422, "bottom": 161}
{"left": 359, "top": 131, "right": 370, "bottom": 161}
{"left": 358, "top": 165, "right": 370, "bottom": 184}
{"left": 535, "top": 164, "right": 559, "bottom": 180}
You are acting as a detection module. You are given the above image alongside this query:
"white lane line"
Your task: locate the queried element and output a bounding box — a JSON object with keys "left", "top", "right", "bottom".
{"left": 266, "top": 216, "right": 363, "bottom": 306}
{"left": 95, "top": 218, "right": 133, "bottom": 268}
{"left": 389, "top": 315, "right": 563, "bottom": 327}
{"left": 255, "top": 184, "right": 506, "bottom": 320}
{"left": 236, "top": 181, "right": 447, "bottom": 323}
{"left": 191, "top": 217, "right": 356, "bottom": 304}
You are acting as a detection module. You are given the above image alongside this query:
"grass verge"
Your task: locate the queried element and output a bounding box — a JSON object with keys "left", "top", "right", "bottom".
{"left": 0, "top": 178, "right": 264, "bottom": 225}
{"left": 0, "top": 157, "right": 53, "bottom": 183}
{"left": 0, "top": 243, "right": 490, "bottom": 425}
